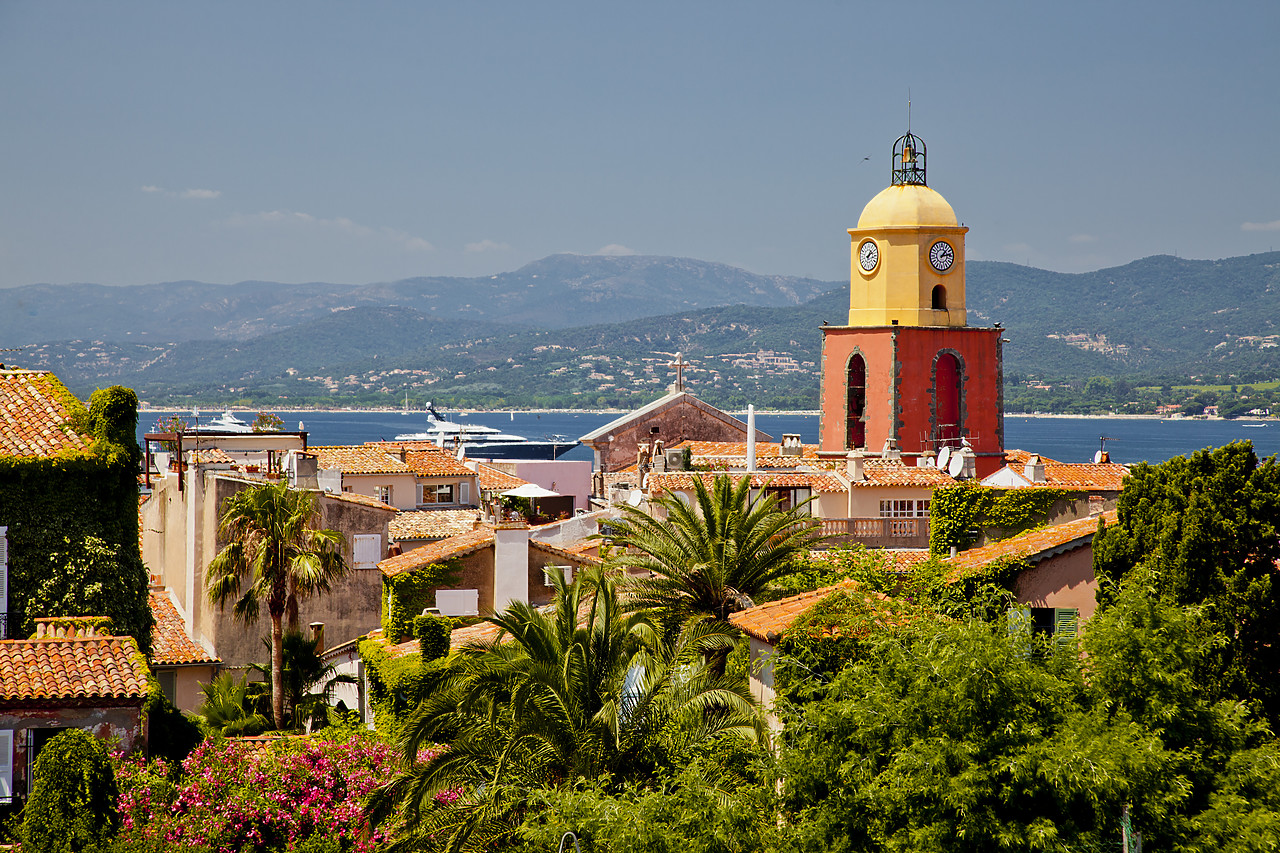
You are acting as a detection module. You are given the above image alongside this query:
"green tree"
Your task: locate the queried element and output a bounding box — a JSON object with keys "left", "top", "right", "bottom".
{"left": 26, "top": 535, "right": 153, "bottom": 652}
{"left": 22, "top": 729, "right": 120, "bottom": 853}
{"left": 206, "top": 481, "right": 349, "bottom": 729}
{"left": 369, "top": 565, "right": 763, "bottom": 852}
{"left": 1093, "top": 441, "right": 1280, "bottom": 723}
{"left": 604, "top": 474, "right": 825, "bottom": 627}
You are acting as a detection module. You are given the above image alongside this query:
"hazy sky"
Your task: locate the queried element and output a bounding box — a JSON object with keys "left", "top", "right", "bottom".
{"left": 3, "top": 1, "right": 1278, "bottom": 289}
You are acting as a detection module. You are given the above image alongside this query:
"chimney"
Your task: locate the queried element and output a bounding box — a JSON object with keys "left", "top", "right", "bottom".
{"left": 846, "top": 450, "right": 866, "bottom": 481}
{"left": 881, "top": 438, "right": 902, "bottom": 464}
{"left": 494, "top": 522, "right": 531, "bottom": 611}
{"left": 958, "top": 448, "right": 978, "bottom": 480}
{"left": 746, "top": 405, "right": 757, "bottom": 473}
{"left": 780, "top": 434, "right": 803, "bottom": 457}
{"left": 917, "top": 450, "right": 936, "bottom": 468}
{"left": 309, "top": 622, "right": 325, "bottom": 652}
{"left": 1023, "top": 454, "right": 1046, "bottom": 484}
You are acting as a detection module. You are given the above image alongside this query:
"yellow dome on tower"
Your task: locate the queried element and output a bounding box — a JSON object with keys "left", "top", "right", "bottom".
{"left": 857, "top": 184, "right": 957, "bottom": 229}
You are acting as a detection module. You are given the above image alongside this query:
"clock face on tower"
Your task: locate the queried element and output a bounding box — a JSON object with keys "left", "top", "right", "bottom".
{"left": 929, "top": 240, "right": 955, "bottom": 272}
{"left": 859, "top": 240, "right": 879, "bottom": 272}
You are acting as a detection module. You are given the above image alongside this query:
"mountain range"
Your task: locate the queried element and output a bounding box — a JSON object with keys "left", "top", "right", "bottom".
{"left": 6, "top": 251, "right": 1280, "bottom": 409}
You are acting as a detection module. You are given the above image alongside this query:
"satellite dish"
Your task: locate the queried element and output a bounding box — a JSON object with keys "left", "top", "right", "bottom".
{"left": 948, "top": 453, "right": 965, "bottom": 478}
{"left": 456, "top": 444, "right": 467, "bottom": 460}
{"left": 937, "top": 446, "right": 953, "bottom": 470}
{"left": 627, "top": 490, "right": 644, "bottom": 507}
{"left": 1093, "top": 450, "right": 1104, "bottom": 464}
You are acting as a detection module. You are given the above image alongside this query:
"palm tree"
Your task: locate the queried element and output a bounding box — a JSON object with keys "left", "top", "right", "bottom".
{"left": 369, "top": 565, "right": 762, "bottom": 851}
{"left": 206, "top": 481, "right": 349, "bottom": 729}
{"left": 606, "top": 473, "right": 826, "bottom": 628}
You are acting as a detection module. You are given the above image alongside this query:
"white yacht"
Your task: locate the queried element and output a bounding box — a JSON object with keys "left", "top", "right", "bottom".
{"left": 395, "top": 403, "right": 576, "bottom": 460}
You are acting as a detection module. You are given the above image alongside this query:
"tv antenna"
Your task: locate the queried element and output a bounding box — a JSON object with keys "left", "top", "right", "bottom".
{"left": 1095, "top": 435, "right": 1118, "bottom": 463}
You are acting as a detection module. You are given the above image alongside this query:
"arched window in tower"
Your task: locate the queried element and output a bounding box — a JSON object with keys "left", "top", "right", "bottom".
{"left": 846, "top": 354, "right": 866, "bottom": 449}
{"left": 933, "top": 352, "right": 962, "bottom": 448}
{"left": 932, "top": 284, "right": 947, "bottom": 310}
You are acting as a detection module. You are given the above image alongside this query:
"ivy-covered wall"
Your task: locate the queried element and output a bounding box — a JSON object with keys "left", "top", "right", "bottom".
{"left": 0, "top": 383, "right": 153, "bottom": 652}
{"left": 381, "top": 559, "right": 461, "bottom": 641}
{"left": 928, "top": 483, "right": 1082, "bottom": 556}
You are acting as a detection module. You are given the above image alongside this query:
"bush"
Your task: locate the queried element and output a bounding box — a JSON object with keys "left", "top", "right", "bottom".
{"left": 23, "top": 728, "right": 120, "bottom": 852}
{"left": 114, "top": 728, "right": 398, "bottom": 852}
{"left": 414, "top": 613, "right": 451, "bottom": 661}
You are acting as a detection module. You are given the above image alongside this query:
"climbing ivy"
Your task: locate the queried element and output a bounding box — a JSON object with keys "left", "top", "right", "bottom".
{"left": 0, "top": 383, "right": 152, "bottom": 652}
{"left": 381, "top": 559, "right": 462, "bottom": 640}
{"left": 928, "top": 483, "right": 1081, "bottom": 556}
{"left": 359, "top": 636, "right": 456, "bottom": 733}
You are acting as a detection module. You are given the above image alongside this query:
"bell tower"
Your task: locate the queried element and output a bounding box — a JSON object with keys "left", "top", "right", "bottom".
{"left": 819, "top": 131, "right": 1004, "bottom": 476}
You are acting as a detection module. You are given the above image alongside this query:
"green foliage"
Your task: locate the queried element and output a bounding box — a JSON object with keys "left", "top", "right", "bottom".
{"left": 143, "top": 679, "right": 203, "bottom": 766}
{"left": 151, "top": 413, "right": 188, "bottom": 454}
{"left": 514, "top": 759, "right": 780, "bottom": 853}
{"left": 22, "top": 729, "right": 120, "bottom": 853}
{"left": 359, "top": 637, "right": 450, "bottom": 733}
{"left": 382, "top": 559, "right": 461, "bottom": 640}
{"left": 928, "top": 482, "right": 1080, "bottom": 555}
{"left": 414, "top": 613, "right": 451, "bottom": 661}
{"left": 198, "top": 672, "right": 271, "bottom": 737}
{"left": 0, "top": 379, "right": 152, "bottom": 654}
{"left": 605, "top": 473, "right": 826, "bottom": 626}
{"left": 26, "top": 535, "right": 153, "bottom": 650}
{"left": 1093, "top": 441, "right": 1280, "bottom": 724}
{"left": 367, "top": 566, "right": 763, "bottom": 851}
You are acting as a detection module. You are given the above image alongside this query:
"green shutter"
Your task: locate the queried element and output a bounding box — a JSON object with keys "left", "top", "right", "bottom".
{"left": 1054, "top": 607, "right": 1079, "bottom": 647}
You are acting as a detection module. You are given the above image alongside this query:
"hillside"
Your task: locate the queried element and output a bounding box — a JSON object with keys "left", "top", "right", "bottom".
{"left": 0, "top": 255, "right": 834, "bottom": 345}
{"left": 8, "top": 251, "right": 1280, "bottom": 410}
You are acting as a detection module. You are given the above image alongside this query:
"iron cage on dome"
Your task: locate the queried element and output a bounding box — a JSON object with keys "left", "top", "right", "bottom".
{"left": 891, "top": 131, "right": 927, "bottom": 186}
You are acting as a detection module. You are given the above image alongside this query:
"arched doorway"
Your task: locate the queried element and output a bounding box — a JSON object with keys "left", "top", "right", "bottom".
{"left": 933, "top": 352, "right": 961, "bottom": 447}
{"left": 847, "top": 354, "right": 866, "bottom": 449}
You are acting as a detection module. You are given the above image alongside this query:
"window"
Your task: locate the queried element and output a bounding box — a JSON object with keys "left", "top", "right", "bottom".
{"left": 543, "top": 565, "right": 573, "bottom": 587}
{"left": 0, "top": 730, "right": 11, "bottom": 804}
{"left": 352, "top": 534, "right": 382, "bottom": 569}
{"left": 156, "top": 671, "right": 177, "bottom": 705}
{"left": 0, "top": 525, "right": 7, "bottom": 639}
{"left": 375, "top": 485, "right": 392, "bottom": 505}
{"left": 878, "top": 500, "right": 930, "bottom": 518}
{"left": 1009, "top": 606, "right": 1079, "bottom": 649}
{"left": 421, "top": 483, "right": 454, "bottom": 505}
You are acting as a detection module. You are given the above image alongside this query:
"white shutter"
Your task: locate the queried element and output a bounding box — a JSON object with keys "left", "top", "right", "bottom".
{"left": 0, "top": 730, "right": 12, "bottom": 803}
{"left": 436, "top": 589, "right": 479, "bottom": 617}
{"left": 352, "top": 534, "right": 381, "bottom": 569}
{"left": 0, "top": 527, "right": 7, "bottom": 640}
{"left": 459, "top": 481, "right": 470, "bottom": 506}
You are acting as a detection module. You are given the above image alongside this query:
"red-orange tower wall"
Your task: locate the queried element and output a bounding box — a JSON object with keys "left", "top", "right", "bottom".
{"left": 820, "top": 325, "right": 1004, "bottom": 478}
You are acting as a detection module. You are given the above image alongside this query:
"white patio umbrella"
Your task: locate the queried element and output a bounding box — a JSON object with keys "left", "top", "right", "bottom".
{"left": 500, "top": 482, "right": 561, "bottom": 520}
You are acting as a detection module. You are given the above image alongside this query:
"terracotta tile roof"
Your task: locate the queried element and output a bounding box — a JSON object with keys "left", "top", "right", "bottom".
{"left": 189, "top": 447, "right": 235, "bottom": 465}
{"left": 674, "top": 440, "right": 822, "bottom": 463}
{"left": 809, "top": 548, "right": 934, "bottom": 572}
{"left": 312, "top": 445, "right": 414, "bottom": 475}
{"left": 851, "top": 460, "right": 958, "bottom": 487}
{"left": 557, "top": 539, "right": 601, "bottom": 558}
{"left": 729, "top": 580, "right": 894, "bottom": 644}
{"left": 947, "top": 510, "right": 1118, "bottom": 576}
{"left": 0, "top": 636, "right": 150, "bottom": 701}
{"left": 647, "top": 471, "right": 847, "bottom": 494}
{"left": 0, "top": 369, "right": 93, "bottom": 458}
{"left": 473, "top": 462, "right": 529, "bottom": 491}
{"left": 530, "top": 540, "right": 603, "bottom": 566}
{"left": 379, "top": 526, "right": 496, "bottom": 577}
{"left": 403, "top": 449, "right": 474, "bottom": 478}
{"left": 999, "top": 449, "right": 1129, "bottom": 491}
{"left": 390, "top": 509, "right": 485, "bottom": 541}
{"left": 149, "top": 589, "right": 218, "bottom": 665}
{"left": 324, "top": 490, "right": 398, "bottom": 512}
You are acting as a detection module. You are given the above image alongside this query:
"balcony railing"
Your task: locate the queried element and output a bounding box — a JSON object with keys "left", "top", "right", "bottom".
{"left": 816, "top": 517, "right": 930, "bottom": 549}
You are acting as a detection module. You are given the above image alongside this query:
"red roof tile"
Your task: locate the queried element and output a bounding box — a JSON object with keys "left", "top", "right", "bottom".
{"left": 402, "top": 449, "right": 474, "bottom": 478}
{"left": 149, "top": 589, "right": 218, "bottom": 665}
{"left": 0, "top": 636, "right": 150, "bottom": 701}
{"left": 0, "top": 370, "right": 94, "bottom": 459}
{"left": 729, "top": 580, "right": 894, "bottom": 644}
{"left": 647, "top": 471, "right": 847, "bottom": 494}
{"left": 947, "top": 510, "right": 1118, "bottom": 576}
{"left": 473, "top": 462, "right": 529, "bottom": 491}
{"left": 851, "top": 460, "right": 958, "bottom": 487}
{"left": 312, "top": 445, "right": 414, "bottom": 475}
{"left": 1000, "top": 449, "right": 1128, "bottom": 491}
{"left": 378, "top": 526, "right": 496, "bottom": 577}
{"left": 390, "top": 509, "right": 485, "bottom": 541}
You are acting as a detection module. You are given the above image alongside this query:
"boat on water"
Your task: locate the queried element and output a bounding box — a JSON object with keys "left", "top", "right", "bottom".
{"left": 189, "top": 410, "right": 254, "bottom": 433}
{"left": 395, "top": 403, "right": 577, "bottom": 460}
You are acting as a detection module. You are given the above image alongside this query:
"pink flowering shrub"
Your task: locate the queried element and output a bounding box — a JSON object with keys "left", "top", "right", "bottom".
{"left": 113, "top": 729, "right": 401, "bottom": 852}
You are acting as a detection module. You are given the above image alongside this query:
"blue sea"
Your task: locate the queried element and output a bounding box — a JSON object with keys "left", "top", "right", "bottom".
{"left": 137, "top": 409, "right": 1280, "bottom": 467}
